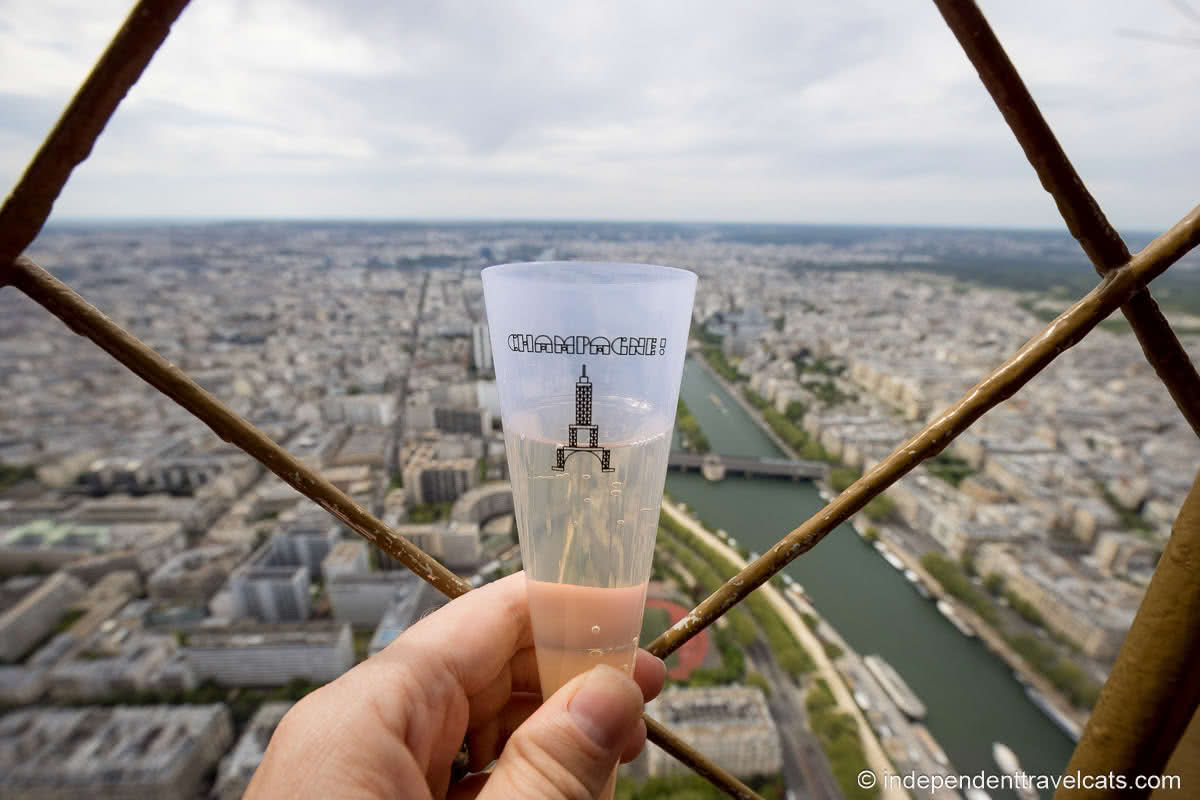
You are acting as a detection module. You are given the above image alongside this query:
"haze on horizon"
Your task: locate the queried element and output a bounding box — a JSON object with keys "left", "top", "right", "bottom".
{"left": 2, "top": 0, "right": 1198, "bottom": 231}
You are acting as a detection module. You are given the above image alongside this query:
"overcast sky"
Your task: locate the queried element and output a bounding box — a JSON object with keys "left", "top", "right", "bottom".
{"left": 1, "top": 0, "right": 1197, "bottom": 229}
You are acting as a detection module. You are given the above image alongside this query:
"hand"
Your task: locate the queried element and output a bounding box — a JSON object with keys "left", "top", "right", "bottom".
{"left": 247, "top": 572, "right": 667, "bottom": 799}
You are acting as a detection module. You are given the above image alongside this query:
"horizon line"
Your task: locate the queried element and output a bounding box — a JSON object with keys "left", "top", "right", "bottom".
{"left": 41, "top": 215, "right": 1125, "bottom": 235}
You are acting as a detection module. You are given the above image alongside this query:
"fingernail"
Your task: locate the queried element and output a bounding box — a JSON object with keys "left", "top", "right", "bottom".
{"left": 568, "top": 665, "right": 639, "bottom": 750}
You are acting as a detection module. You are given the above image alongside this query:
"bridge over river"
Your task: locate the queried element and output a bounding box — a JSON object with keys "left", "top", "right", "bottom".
{"left": 668, "top": 451, "right": 829, "bottom": 481}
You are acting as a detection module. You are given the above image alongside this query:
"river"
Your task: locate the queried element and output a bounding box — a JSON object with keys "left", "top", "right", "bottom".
{"left": 665, "top": 357, "right": 1077, "bottom": 800}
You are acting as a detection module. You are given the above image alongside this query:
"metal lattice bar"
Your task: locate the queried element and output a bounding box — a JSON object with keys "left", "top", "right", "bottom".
{"left": 932, "top": 0, "right": 1200, "bottom": 438}
{"left": 0, "top": 0, "right": 191, "bottom": 273}
{"left": 647, "top": 202, "right": 1200, "bottom": 659}
{"left": 1056, "top": 469, "right": 1200, "bottom": 799}
{"left": 2, "top": 0, "right": 1200, "bottom": 796}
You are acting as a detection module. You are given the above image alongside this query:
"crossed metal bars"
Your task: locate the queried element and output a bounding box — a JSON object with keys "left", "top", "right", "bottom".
{"left": 3, "top": 1, "right": 1199, "bottom": 798}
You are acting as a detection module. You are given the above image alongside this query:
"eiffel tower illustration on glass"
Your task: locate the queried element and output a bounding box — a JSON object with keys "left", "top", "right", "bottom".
{"left": 553, "top": 364, "right": 615, "bottom": 473}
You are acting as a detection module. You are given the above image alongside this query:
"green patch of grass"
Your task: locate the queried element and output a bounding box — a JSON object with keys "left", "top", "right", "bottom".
{"left": 806, "top": 680, "right": 879, "bottom": 800}
{"left": 0, "top": 464, "right": 36, "bottom": 492}
{"left": 926, "top": 452, "right": 975, "bottom": 487}
{"left": 700, "top": 345, "right": 741, "bottom": 382}
{"left": 407, "top": 502, "right": 452, "bottom": 523}
{"left": 675, "top": 398, "right": 711, "bottom": 453}
{"left": 54, "top": 608, "right": 86, "bottom": 634}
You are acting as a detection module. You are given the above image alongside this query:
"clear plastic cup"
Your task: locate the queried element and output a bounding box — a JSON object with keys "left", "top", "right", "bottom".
{"left": 482, "top": 262, "right": 695, "bottom": 758}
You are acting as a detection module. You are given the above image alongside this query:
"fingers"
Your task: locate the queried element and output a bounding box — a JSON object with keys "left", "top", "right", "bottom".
{"left": 467, "top": 649, "right": 664, "bottom": 772}
{"left": 477, "top": 665, "right": 644, "bottom": 800}
{"left": 632, "top": 649, "right": 667, "bottom": 703}
{"left": 466, "top": 692, "right": 543, "bottom": 771}
{"left": 619, "top": 716, "right": 648, "bottom": 764}
{"left": 447, "top": 772, "right": 489, "bottom": 800}
{"left": 382, "top": 572, "right": 533, "bottom": 698}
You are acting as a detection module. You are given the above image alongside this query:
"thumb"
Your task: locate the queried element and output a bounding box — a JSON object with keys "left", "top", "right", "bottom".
{"left": 479, "top": 664, "right": 644, "bottom": 800}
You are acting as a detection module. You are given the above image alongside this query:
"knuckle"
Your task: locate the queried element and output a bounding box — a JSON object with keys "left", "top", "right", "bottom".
{"left": 502, "top": 726, "right": 596, "bottom": 800}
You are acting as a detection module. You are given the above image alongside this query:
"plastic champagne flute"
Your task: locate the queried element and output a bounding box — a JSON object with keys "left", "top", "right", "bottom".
{"left": 482, "top": 262, "right": 696, "bottom": 796}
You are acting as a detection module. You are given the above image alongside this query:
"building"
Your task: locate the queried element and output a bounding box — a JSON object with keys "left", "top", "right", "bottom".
{"left": 46, "top": 632, "right": 185, "bottom": 701}
{"left": 325, "top": 425, "right": 390, "bottom": 469}
{"left": 394, "top": 520, "right": 482, "bottom": 570}
{"left": 0, "top": 704, "right": 233, "bottom": 800}
{"left": 270, "top": 522, "right": 340, "bottom": 581}
{"left": 322, "top": 393, "right": 397, "bottom": 427}
{"left": 975, "top": 543, "right": 1139, "bottom": 659}
{"left": 182, "top": 621, "right": 354, "bottom": 686}
{"left": 55, "top": 570, "right": 140, "bottom": 648}
{"left": 327, "top": 570, "right": 420, "bottom": 629}
{"left": 450, "top": 481, "right": 514, "bottom": 524}
{"left": 0, "top": 571, "right": 86, "bottom": 663}
{"left": 0, "top": 665, "right": 46, "bottom": 705}
{"left": 434, "top": 406, "right": 491, "bottom": 436}
{"left": 66, "top": 493, "right": 212, "bottom": 537}
{"left": 148, "top": 544, "right": 246, "bottom": 606}
{"left": 403, "top": 455, "right": 478, "bottom": 505}
{"left": 0, "top": 518, "right": 185, "bottom": 575}
{"left": 472, "top": 322, "right": 493, "bottom": 372}
{"left": 321, "top": 539, "right": 370, "bottom": 580}
{"left": 645, "top": 687, "right": 782, "bottom": 778}
{"left": 230, "top": 563, "right": 311, "bottom": 624}
{"left": 213, "top": 702, "right": 293, "bottom": 800}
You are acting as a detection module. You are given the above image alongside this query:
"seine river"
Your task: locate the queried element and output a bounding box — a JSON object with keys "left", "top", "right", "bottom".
{"left": 665, "top": 357, "right": 1076, "bottom": 800}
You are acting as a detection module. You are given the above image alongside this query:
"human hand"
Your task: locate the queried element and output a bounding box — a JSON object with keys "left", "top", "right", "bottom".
{"left": 246, "top": 572, "right": 667, "bottom": 799}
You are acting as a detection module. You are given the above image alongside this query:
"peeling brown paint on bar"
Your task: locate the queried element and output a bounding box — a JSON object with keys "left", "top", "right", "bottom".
{"left": 3, "top": 0, "right": 1200, "bottom": 795}
{"left": 932, "top": 0, "right": 1200, "bottom": 438}
{"left": 1056, "top": 471, "right": 1200, "bottom": 800}
{"left": 0, "top": 0, "right": 192, "bottom": 273}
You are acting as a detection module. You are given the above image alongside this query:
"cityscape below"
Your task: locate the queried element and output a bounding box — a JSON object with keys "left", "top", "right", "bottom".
{"left": 2, "top": 221, "right": 1198, "bottom": 800}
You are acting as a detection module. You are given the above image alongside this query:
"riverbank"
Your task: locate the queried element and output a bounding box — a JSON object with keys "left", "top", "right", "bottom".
{"left": 693, "top": 344, "right": 1089, "bottom": 739}
{"left": 689, "top": 344, "right": 801, "bottom": 460}
{"left": 660, "top": 498, "right": 909, "bottom": 800}
{"left": 856, "top": 516, "right": 1087, "bottom": 740}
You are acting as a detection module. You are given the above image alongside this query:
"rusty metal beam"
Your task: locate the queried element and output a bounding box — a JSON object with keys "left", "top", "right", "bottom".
{"left": 932, "top": 0, "right": 1200, "bottom": 438}
{"left": 0, "top": 0, "right": 190, "bottom": 274}
{"left": 1055, "top": 469, "right": 1200, "bottom": 800}
{"left": 649, "top": 202, "right": 1200, "bottom": 659}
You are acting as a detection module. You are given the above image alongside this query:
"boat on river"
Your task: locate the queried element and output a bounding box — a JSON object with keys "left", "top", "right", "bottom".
{"left": 1026, "top": 686, "right": 1083, "bottom": 741}
{"left": 864, "top": 654, "right": 927, "bottom": 719}
{"left": 904, "top": 568, "right": 933, "bottom": 598}
{"left": 937, "top": 599, "right": 977, "bottom": 638}
{"left": 911, "top": 723, "right": 950, "bottom": 767}
{"left": 993, "top": 742, "right": 1039, "bottom": 800}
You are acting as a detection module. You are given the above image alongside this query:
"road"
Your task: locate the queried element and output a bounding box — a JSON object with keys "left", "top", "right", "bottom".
{"left": 661, "top": 498, "right": 908, "bottom": 800}
{"left": 747, "top": 640, "right": 843, "bottom": 800}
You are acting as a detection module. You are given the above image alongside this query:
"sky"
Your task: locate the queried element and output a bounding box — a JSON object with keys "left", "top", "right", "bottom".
{"left": 1, "top": 0, "right": 1198, "bottom": 229}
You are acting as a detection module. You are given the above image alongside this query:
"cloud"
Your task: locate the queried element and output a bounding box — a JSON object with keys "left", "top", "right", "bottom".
{"left": 0, "top": 0, "right": 1197, "bottom": 228}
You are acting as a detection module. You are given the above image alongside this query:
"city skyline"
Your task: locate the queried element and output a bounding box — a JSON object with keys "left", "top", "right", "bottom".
{"left": 3, "top": 1, "right": 1199, "bottom": 228}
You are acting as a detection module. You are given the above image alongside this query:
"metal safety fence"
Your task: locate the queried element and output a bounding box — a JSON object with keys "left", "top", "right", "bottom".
{"left": 2, "top": 2, "right": 1198, "bottom": 798}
